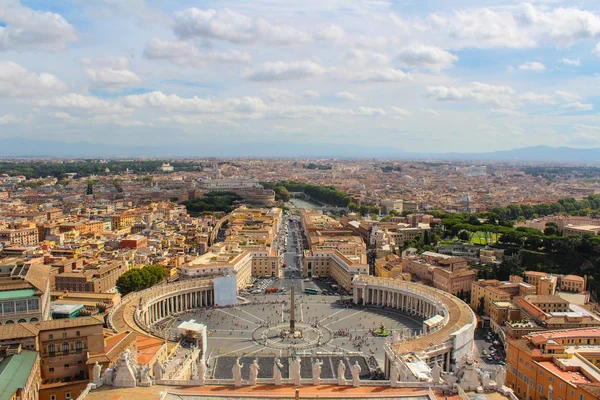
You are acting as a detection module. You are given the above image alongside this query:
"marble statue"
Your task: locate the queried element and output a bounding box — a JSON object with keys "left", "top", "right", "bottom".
{"left": 102, "top": 368, "right": 113, "bottom": 386}
{"left": 312, "top": 359, "right": 323, "bottom": 385}
{"left": 249, "top": 359, "right": 260, "bottom": 385}
{"left": 337, "top": 360, "right": 347, "bottom": 386}
{"left": 457, "top": 355, "right": 480, "bottom": 391}
{"left": 273, "top": 358, "right": 284, "bottom": 386}
{"left": 482, "top": 371, "right": 490, "bottom": 388}
{"left": 139, "top": 367, "right": 152, "bottom": 386}
{"left": 93, "top": 362, "right": 102, "bottom": 383}
{"left": 291, "top": 356, "right": 302, "bottom": 386}
{"left": 390, "top": 361, "right": 399, "bottom": 388}
{"left": 232, "top": 358, "right": 243, "bottom": 387}
{"left": 431, "top": 362, "right": 442, "bottom": 383}
{"left": 113, "top": 349, "right": 138, "bottom": 388}
{"left": 152, "top": 361, "right": 163, "bottom": 380}
{"left": 198, "top": 359, "right": 206, "bottom": 386}
{"left": 495, "top": 366, "right": 506, "bottom": 388}
{"left": 350, "top": 361, "right": 362, "bottom": 388}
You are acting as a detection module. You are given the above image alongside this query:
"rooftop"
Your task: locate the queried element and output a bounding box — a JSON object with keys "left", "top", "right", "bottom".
{"left": 0, "top": 349, "right": 38, "bottom": 400}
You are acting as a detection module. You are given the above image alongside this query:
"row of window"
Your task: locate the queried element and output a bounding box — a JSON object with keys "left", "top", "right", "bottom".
{"left": 46, "top": 341, "right": 84, "bottom": 355}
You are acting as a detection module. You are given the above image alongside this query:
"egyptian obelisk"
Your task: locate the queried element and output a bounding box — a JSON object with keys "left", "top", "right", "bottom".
{"left": 290, "top": 282, "right": 296, "bottom": 333}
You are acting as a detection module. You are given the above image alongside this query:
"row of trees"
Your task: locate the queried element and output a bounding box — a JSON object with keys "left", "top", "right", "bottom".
{"left": 302, "top": 163, "right": 332, "bottom": 170}
{"left": 0, "top": 160, "right": 171, "bottom": 179}
{"left": 490, "top": 195, "right": 600, "bottom": 221}
{"left": 182, "top": 191, "right": 244, "bottom": 214}
{"left": 116, "top": 265, "right": 166, "bottom": 296}
{"left": 266, "top": 181, "right": 352, "bottom": 207}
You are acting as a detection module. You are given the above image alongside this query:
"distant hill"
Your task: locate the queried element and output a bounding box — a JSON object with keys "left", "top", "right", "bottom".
{"left": 424, "top": 146, "right": 600, "bottom": 163}
{"left": 0, "top": 138, "right": 598, "bottom": 163}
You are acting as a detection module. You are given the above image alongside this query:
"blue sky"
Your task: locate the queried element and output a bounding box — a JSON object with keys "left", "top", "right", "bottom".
{"left": 1, "top": 0, "right": 600, "bottom": 152}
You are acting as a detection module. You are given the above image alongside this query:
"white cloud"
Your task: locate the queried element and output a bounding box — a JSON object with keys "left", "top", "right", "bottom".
{"left": 0, "top": 61, "right": 67, "bottom": 97}
{"left": 262, "top": 88, "right": 296, "bottom": 103}
{"left": 301, "top": 90, "right": 320, "bottom": 99}
{"left": 0, "top": 114, "right": 21, "bottom": 124}
{"left": 352, "top": 68, "right": 411, "bottom": 83}
{"left": 0, "top": 0, "right": 77, "bottom": 51}
{"left": 488, "top": 108, "right": 524, "bottom": 116}
{"left": 518, "top": 61, "right": 545, "bottom": 71}
{"left": 37, "top": 93, "right": 132, "bottom": 115}
{"left": 83, "top": 57, "right": 141, "bottom": 92}
{"left": 143, "top": 39, "right": 251, "bottom": 67}
{"left": 426, "top": 82, "right": 517, "bottom": 108}
{"left": 595, "top": 43, "right": 600, "bottom": 56}
{"left": 555, "top": 90, "right": 582, "bottom": 102}
{"left": 315, "top": 24, "right": 345, "bottom": 43}
{"left": 343, "top": 49, "right": 389, "bottom": 66}
{"left": 173, "top": 8, "right": 311, "bottom": 46}
{"left": 420, "top": 3, "right": 600, "bottom": 49}
{"left": 335, "top": 91, "right": 361, "bottom": 101}
{"left": 243, "top": 60, "right": 326, "bottom": 81}
{"left": 92, "top": 115, "right": 148, "bottom": 127}
{"left": 389, "top": 107, "right": 412, "bottom": 117}
{"left": 559, "top": 57, "right": 580, "bottom": 66}
{"left": 356, "top": 107, "right": 387, "bottom": 116}
{"left": 518, "top": 92, "right": 556, "bottom": 104}
{"left": 561, "top": 101, "right": 593, "bottom": 111}
{"left": 422, "top": 8, "right": 536, "bottom": 49}
{"left": 420, "top": 108, "right": 439, "bottom": 116}
{"left": 396, "top": 44, "right": 458, "bottom": 71}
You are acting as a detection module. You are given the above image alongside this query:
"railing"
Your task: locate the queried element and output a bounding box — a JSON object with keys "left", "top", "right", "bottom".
{"left": 74, "top": 383, "right": 93, "bottom": 400}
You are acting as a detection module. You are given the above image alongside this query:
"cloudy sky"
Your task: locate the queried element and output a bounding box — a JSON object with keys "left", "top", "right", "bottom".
{"left": 2, "top": 0, "right": 600, "bottom": 153}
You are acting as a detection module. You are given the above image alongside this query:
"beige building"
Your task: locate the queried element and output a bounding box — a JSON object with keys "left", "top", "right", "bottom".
{"left": 54, "top": 261, "right": 127, "bottom": 293}
{"left": 300, "top": 210, "right": 368, "bottom": 290}
{"left": 0, "top": 259, "right": 51, "bottom": 324}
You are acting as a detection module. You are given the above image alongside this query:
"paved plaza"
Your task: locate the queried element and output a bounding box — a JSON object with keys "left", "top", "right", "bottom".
{"left": 167, "top": 292, "right": 424, "bottom": 380}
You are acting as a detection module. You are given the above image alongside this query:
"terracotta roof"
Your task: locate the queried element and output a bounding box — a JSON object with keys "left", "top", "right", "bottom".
{"left": 87, "top": 331, "right": 136, "bottom": 365}
{"left": 23, "top": 315, "right": 104, "bottom": 332}
{"left": 0, "top": 324, "right": 39, "bottom": 340}
{"left": 24, "top": 264, "right": 51, "bottom": 292}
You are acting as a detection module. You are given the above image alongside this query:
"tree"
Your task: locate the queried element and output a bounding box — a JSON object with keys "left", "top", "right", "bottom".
{"left": 477, "top": 296, "right": 485, "bottom": 315}
{"left": 458, "top": 231, "right": 470, "bottom": 241}
{"left": 116, "top": 265, "right": 167, "bottom": 295}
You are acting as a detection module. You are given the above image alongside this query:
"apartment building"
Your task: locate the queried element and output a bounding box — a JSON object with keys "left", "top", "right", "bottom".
{"left": 300, "top": 210, "right": 369, "bottom": 290}
{"left": 402, "top": 251, "right": 477, "bottom": 295}
{"left": 0, "top": 316, "right": 105, "bottom": 400}
{"left": 507, "top": 328, "right": 600, "bottom": 400}
{"left": 54, "top": 261, "right": 126, "bottom": 293}
{"left": 0, "top": 225, "right": 39, "bottom": 246}
{"left": 0, "top": 259, "right": 51, "bottom": 324}
{"left": 471, "top": 279, "right": 536, "bottom": 316}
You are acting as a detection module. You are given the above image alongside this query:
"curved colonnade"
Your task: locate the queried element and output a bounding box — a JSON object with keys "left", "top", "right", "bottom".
{"left": 108, "top": 278, "right": 214, "bottom": 335}
{"left": 352, "top": 275, "right": 476, "bottom": 376}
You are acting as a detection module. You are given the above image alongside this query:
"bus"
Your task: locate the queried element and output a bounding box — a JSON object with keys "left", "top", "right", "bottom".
{"left": 304, "top": 288, "right": 318, "bottom": 295}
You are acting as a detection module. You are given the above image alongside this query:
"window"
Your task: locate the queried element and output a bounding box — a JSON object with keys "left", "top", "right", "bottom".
{"left": 48, "top": 344, "right": 55, "bottom": 356}
{"left": 75, "top": 341, "right": 82, "bottom": 353}
{"left": 76, "top": 331, "right": 80, "bottom": 337}
{"left": 62, "top": 342, "right": 69, "bottom": 355}
{"left": 579, "top": 395, "right": 584, "bottom": 400}
{"left": 50, "top": 396, "right": 56, "bottom": 400}
{"left": 538, "top": 383, "right": 543, "bottom": 394}
{"left": 48, "top": 334, "right": 53, "bottom": 340}
{"left": 49, "top": 367, "right": 54, "bottom": 372}
{"left": 63, "top": 332, "right": 67, "bottom": 338}
{"left": 65, "top": 393, "right": 70, "bottom": 399}
{"left": 64, "top": 364, "right": 69, "bottom": 368}
{"left": 77, "top": 360, "right": 82, "bottom": 365}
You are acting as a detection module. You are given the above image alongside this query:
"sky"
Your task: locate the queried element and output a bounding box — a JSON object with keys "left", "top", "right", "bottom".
{"left": 1, "top": 0, "right": 600, "bottom": 153}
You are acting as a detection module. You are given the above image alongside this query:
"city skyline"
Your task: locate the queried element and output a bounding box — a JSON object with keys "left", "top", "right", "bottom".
{"left": 1, "top": 0, "right": 600, "bottom": 152}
